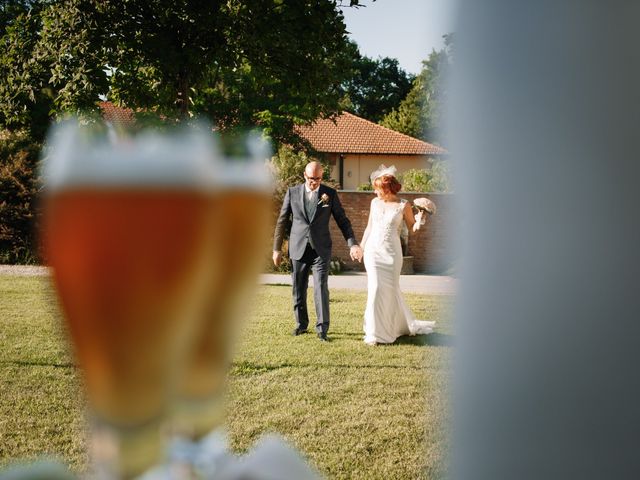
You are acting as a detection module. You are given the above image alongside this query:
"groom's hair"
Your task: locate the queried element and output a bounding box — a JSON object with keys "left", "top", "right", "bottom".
{"left": 374, "top": 175, "right": 402, "bottom": 194}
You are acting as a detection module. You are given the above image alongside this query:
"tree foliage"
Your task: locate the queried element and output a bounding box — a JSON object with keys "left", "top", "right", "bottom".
{"left": 269, "top": 145, "right": 336, "bottom": 203}
{"left": 425, "top": 160, "right": 453, "bottom": 193}
{"left": 270, "top": 145, "right": 314, "bottom": 203}
{"left": 0, "top": 0, "right": 110, "bottom": 141}
{"left": 0, "top": 0, "right": 379, "bottom": 263}
{"left": 340, "top": 43, "right": 414, "bottom": 123}
{"left": 0, "top": 129, "right": 42, "bottom": 263}
{"left": 1, "top": 2, "right": 52, "bottom": 141}
{"left": 398, "top": 163, "right": 453, "bottom": 193}
{"left": 400, "top": 168, "right": 432, "bottom": 192}
{"left": 380, "top": 33, "right": 453, "bottom": 144}
{"left": 0, "top": 0, "right": 372, "bottom": 146}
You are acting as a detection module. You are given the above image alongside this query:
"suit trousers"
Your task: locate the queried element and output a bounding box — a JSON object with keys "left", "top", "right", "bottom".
{"left": 291, "top": 244, "right": 330, "bottom": 334}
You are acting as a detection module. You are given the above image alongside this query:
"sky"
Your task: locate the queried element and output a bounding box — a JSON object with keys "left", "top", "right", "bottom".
{"left": 340, "top": 0, "right": 457, "bottom": 76}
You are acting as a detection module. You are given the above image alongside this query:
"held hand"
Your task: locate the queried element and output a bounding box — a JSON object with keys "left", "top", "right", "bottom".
{"left": 272, "top": 251, "right": 282, "bottom": 267}
{"left": 350, "top": 245, "right": 363, "bottom": 263}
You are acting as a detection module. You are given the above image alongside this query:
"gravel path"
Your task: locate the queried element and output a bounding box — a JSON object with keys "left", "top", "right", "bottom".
{"left": 0, "top": 265, "right": 457, "bottom": 295}
{"left": 0, "top": 265, "right": 49, "bottom": 276}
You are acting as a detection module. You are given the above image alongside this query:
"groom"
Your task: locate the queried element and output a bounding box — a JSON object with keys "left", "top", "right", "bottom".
{"left": 273, "top": 161, "right": 362, "bottom": 341}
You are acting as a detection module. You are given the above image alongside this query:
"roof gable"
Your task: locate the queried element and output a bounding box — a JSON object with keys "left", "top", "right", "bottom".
{"left": 98, "top": 103, "right": 446, "bottom": 156}
{"left": 99, "top": 101, "right": 134, "bottom": 126}
{"left": 296, "top": 111, "right": 447, "bottom": 155}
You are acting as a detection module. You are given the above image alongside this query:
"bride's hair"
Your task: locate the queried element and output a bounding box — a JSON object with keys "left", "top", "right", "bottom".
{"left": 373, "top": 174, "right": 402, "bottom": 194}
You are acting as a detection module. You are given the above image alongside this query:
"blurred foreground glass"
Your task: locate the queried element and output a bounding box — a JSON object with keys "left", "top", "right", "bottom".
{"left": 169, "top": 132, "right": 273, "bottom": 475}
{"left": 40, "top": 121, "right": 219, "bottom": 479}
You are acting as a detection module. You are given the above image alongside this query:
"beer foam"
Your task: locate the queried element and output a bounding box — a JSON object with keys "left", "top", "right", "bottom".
{"left": 42, "top": 120, "right": 220, "bottom": 191}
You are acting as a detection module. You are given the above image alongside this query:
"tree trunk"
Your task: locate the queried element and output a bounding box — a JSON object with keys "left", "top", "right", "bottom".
{"left": 176, "top": 74, "right": 190, "bottom": 119}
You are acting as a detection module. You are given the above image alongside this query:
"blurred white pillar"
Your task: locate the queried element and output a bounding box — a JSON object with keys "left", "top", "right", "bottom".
{"left": 450, "top": 2, "right": 640, "bottom": 478}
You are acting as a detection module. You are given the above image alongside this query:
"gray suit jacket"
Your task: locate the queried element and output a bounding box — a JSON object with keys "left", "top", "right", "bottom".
{"left": 273, "top": 184, "right": 357, "bottom": 261}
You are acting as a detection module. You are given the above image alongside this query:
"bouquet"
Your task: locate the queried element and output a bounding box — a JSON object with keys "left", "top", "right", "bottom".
{"left": 411, "top": 198, "right": 436, "bottom": 232}
{"left": 412, "top": 197, "right": 436, "bottom": 216}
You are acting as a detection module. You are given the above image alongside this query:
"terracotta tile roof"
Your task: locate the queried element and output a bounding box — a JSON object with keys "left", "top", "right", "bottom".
{"left": 99, "top": 101, "right": 134, "bottom": 126}
{"left": 296, "top": 111, "right": 447, "bottom": 155}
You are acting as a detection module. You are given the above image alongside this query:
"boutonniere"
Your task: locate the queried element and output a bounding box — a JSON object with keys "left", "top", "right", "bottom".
{"left": 318, "top": 193, "right": 330, "bottom": 207}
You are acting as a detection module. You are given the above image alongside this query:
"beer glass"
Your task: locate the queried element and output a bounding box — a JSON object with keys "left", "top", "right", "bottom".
{"left": 170, "top": 132, "right": 273, "bottom": 474}
{"left": 40, "top": 121, "right": 219, "bottom": 479}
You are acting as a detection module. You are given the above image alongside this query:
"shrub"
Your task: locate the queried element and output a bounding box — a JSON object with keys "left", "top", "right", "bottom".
{"left": 264, "top": 241, "right": 292, "bottom": 274}
{"left": 329, "top": 257, "right": 344, "bottom": 275}
{"left": 398, "top": 162, "right": 452, "bottom": 193}
{"left": 399, "top": 168, "right": 432, "bottom": 192}
{"left": 269, "top": 145, "right": 337, "bottom": 201}
{"left": 356, "top": 182, "right": 373, "bottom": 191}
{"left": 426, "top": 160, "right": 453, "bottom": 193}
{"left": 0, "top": 130, "right": 43, "bottom": 264}
{"left": 269, "top": 145, "right": 313, "bottom": 204}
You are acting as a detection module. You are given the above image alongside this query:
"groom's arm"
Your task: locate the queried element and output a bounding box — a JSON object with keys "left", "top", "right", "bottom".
{"left": 273, "top": 188, "right": 293, "bottom": 266}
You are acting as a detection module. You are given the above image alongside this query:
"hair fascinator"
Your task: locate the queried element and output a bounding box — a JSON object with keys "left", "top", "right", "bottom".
{"left": 370, "top": 164, "right": 397, "bottom": 183}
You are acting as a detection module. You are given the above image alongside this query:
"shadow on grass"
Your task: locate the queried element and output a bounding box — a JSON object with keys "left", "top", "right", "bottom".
{"left": 394, "top": 332, "right": 454, "bottom": 347}
{"left": 1, "top": 359, "right": 75, "bottom": 368}
{"left": 330, "top": 331, "right": 454, "bottom": 347}
{"left": 328, "top": 332, "right": 363, "bottom": 339}
{"left": 230, "top": 360, "right": 428, "bottom": 376}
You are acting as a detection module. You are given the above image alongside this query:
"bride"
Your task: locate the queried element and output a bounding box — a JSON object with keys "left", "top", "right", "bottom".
{"left": 359, "top": 165, "right": 436, "bottom": 345}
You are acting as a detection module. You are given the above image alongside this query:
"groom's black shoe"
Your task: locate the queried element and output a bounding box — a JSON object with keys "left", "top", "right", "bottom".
{"left": 292, "top": 328, "right": 308, "bottom": 336}
{"left": 317, "top": 332, "right": 328, "bottom": 342}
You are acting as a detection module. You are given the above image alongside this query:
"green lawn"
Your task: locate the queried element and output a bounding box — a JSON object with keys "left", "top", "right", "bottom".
{"left": 0, "top": 274, "right": 453, "bottom": 479}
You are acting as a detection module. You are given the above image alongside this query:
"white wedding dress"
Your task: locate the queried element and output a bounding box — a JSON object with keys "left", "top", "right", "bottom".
{"left": 363, "top": 198, "right": 435, "bottom": 344}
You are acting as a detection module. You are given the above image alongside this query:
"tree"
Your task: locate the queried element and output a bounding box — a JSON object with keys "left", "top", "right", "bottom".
{"left": 0, "top": 2, "right": 54, "bottom": 141}
{"left": 0, "top": 1, "right": 375, "bottom": 145}
{"left": 184, "top": 1, "right": 356, "bottom": 145}
{"left": 0, "top": 130, "right": 42, "bottom": 264}
{"left": 0, "top": 0, "right": 109, "bottom": 141}
{"left": 340, "top": 43, "right": 414, "bottom": 123}
{"left": 0, "top": 0, "right": 375, "bottom": 262}
{"left": 380, "top": 33, "right": 453, "bottom": 144}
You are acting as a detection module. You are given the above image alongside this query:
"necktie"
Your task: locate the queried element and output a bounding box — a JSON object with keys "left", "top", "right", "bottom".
{"left": 306, "top": 190, "right": 317, "bottom": 220}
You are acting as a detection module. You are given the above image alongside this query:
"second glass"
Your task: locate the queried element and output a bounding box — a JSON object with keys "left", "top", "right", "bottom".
{"left": 171, "top": 133, "right": 273, "bottom": 447}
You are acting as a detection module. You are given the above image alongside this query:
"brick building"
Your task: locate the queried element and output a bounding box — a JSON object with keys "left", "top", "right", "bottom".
{"left": 296, "top": 111, "right": 447, "bottom": 190}
{"left": 296, "top": 112, "right": 453, "bottom": 274}
{"left": 97, "top": 103, "right": 454, "bottom": 274}
{"left": 328, "top": 191, "right": 455, "bottom": 274}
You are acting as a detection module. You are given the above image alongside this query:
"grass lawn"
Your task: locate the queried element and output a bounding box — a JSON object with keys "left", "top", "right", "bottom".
{"left": 0, "top": 274, "right": 453, "bottom": 479}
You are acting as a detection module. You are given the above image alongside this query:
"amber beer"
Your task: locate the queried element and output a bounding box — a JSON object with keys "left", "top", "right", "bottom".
{"left": 45, "top": 190, "right": 215, "bottom": 422}
{"left": 40, "top": 121, "right": 219, "bottom": 479}
{"left": 42, "top": 189, "right": 216, "bottom": 477}
{"left": 174, "top": 145, "right": 273, "bottom": 439}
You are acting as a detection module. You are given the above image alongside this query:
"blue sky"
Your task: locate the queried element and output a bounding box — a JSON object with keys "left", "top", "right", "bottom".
{"left": 340, "top": 0, "right": 456, "bottom": 75}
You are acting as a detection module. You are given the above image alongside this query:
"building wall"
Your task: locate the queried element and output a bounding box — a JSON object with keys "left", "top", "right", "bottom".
{"left": 324, "top": 153, "right": 340, "bottom": 184}
{"left": 341, "top": 154, "right": 434, "bottom": 190}
{"left": 329, "top": 191, "right": 456, "bottom": 274}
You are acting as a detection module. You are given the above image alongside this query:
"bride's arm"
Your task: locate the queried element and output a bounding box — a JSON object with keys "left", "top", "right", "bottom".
{"left": 360, "top": 199, "right": 375, "bottom": 250}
